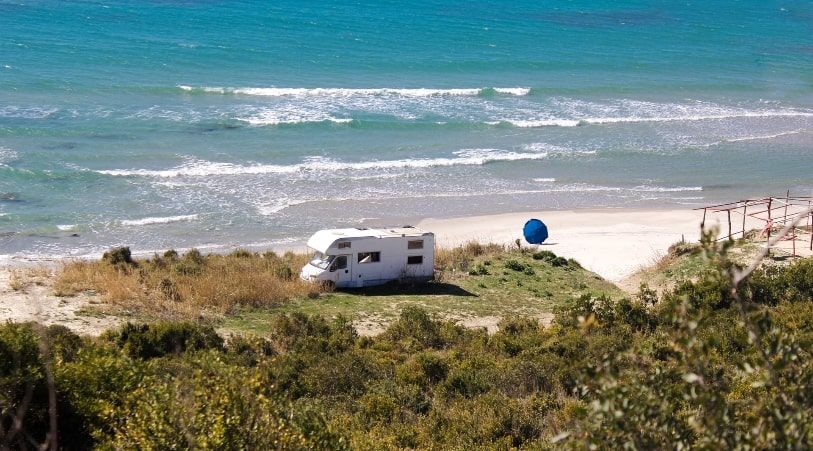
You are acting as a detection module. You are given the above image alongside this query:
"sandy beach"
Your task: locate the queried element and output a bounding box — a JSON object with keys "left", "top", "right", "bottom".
{"left": 419, "top": 208, "right": 705, "bottom": 282}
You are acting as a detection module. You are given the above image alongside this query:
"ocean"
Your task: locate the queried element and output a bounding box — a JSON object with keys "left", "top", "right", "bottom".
{"left": 1, "top": 0, "right": 812, "bottom": 259}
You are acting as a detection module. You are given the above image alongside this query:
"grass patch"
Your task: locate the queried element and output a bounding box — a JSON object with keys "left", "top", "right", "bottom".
{"left": 224, "top": 248, "right": 622, "bottom": 335}
{"left": 630, "top": 233, "right": 795, "bottom": 292}
{"left": 7, "top": 266, "right": 52, "bottom": 291}
{"left": 54, "top": 248, "right": 324, "bottom": 320}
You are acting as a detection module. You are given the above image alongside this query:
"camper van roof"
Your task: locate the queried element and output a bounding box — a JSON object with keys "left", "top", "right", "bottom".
{"left": 306, "top": 226, "right": 430, "bottom": 253}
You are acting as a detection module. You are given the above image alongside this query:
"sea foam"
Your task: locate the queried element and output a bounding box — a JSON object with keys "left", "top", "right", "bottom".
{"left": 178, "top": 85, "right": 531, "bottom": 97}
{"left": 121, "top": 214, "right": 199, "bottom": 226}
{"left": 0, "top": 106, "right": 60, "bottom": 119}
{"left": 259, "top": 183, "right": 706, "bottom": 214}
{"left": 0, "top": 147, "right": 17, "bottom": 166}
{"left": 497, "top": 111, "right": 813, "bottom": 128}
{"left": 96, "top": 149, "right": 553, "bottom": 178}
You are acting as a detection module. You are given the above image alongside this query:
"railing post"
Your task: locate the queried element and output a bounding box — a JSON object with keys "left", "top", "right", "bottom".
{"left": 767, "top": 198, "right": 772, "bottom": 255}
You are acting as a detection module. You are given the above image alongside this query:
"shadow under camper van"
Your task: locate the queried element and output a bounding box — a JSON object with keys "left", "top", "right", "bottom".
{"left": 299, "top": 226, "right": 435, "bottom": 288}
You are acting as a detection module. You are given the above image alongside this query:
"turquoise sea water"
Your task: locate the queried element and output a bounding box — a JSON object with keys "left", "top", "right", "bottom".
{"left": 1, "top": 0, "right": 812, "bottom": 259}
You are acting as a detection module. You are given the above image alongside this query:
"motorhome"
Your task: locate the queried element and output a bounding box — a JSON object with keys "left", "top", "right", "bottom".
{"left": 300, "top": 226, "right": 435, "bottom": 288}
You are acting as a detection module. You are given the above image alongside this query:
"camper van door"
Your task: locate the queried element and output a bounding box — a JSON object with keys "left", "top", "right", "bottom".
{"left": 331, "top": 254, "right": 352, "bottom": 285}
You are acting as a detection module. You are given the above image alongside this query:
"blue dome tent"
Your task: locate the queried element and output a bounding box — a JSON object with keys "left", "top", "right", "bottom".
{"left": 523, "top": 219, "right": 548, "bottom": 244}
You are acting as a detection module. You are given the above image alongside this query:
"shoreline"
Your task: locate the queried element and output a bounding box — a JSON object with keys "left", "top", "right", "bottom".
{"left": 2, "top": 206, "right": 707, "bottom": 282}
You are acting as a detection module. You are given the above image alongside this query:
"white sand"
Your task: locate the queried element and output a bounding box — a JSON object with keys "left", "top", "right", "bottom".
{"left": 0, "top": 267, "right": 119, "bottom": 335}
{"left": 419, "top": 208, "right": 705, "bottom": 282}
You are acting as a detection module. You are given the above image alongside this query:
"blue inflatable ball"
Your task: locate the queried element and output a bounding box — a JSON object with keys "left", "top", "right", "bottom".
{"left": 523, "top": 219, "right": 548, "bottom": 244}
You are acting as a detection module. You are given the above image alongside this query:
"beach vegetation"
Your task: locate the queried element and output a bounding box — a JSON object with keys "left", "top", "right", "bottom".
{"left": 225, "top": 244, "right": 621, "bottom": 335}
{"left": 101, "top": 246, "right": 135, "bottom": 267}
{"left": 435, "top": 242, "right": 505, "bottom": 273}
{"left": 3, "top": 237, "right": 813, "bottom": 448}
{"left": 54, "top": 249, "right": 321, "bottom": 319}
{"left": 53, "top": 243, "right": 619, "bottom": 335}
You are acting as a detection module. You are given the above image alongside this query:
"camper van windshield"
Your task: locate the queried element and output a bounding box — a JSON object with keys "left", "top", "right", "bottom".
{"left": 310, "top": 253, "right": 334, "bottom": 270}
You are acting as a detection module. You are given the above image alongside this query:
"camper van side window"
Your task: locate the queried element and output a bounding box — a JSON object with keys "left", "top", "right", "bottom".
{"left": 338, "top": 241, "right": 351, "bottom": 249}
{"left": 357, "top": 252, "right": 380, "bottom": 263}
{"left": 407, "top": 240, "right": 423, "bottom": 249}
{"left": 407, "top": 255, "right": 423, "bottom": 265}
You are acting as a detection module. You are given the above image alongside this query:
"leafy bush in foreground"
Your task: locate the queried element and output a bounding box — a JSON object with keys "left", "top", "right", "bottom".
{"left": 101, "top": 321, "right": 223, "bottom": 359}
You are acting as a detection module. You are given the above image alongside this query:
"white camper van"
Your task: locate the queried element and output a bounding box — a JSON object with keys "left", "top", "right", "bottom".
{"left": 300, "top": 226, "right": 435, "bottom": 288}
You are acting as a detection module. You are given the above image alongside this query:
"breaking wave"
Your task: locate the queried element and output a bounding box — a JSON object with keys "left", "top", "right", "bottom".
{"left": 95, "top": 149, "right": 554, "bottom": 178}
{"left": 237, "top": 112, "right": 353, "bottom": 126}
{"left": 177, "top": 85, "right": 532, "bottom": 97}
{"left": 720, "top": 130, "right": 808, "bottom": 143}
{"left": 258, "top": 183, "right": 704, "bottom": 214}
{"left": 492, "top": 112, "right": 813, "bottom": 128}
{"left": 121, "top": 214, "right": 199, "bottom": 226}
{"left": 0, "top": 106, "right": 60, "bottom": 119}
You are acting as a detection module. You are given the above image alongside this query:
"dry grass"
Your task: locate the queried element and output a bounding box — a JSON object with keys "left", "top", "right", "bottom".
{"left": 435, "top": 242, "right": 506, "bottom": 274}
{"left": 8, "top": 266, "right": 53, "bottom": 291}
{"left": 54, "top": 249, "right": 323, "bottom": 319}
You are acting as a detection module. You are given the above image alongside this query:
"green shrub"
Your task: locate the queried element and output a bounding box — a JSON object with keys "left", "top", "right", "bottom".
{"left": 442, "top": 357, "right": 495, "bottom": 398}
{"left": 299, "top": 351, "right": 380, "bottom": 397}
{"left": 497, "top": 355, "right": 558, "bottom": 397}
{"left": 382, "top": 307, "right": 445, "bottom": 349}
{"left": 269, "top": 313, "right": 356, "bottom": 355}
{"left": 162, "top": 249, "right": 179, "bottom": 261}
{"left": 184, "top": 248, "right": 205, "bottom": 265}
{"left": 42, "top": 324, "right": 83, "bottom": 363}
{"left": 225, "top": 335, "right": 275, "bottom": 365}
{"left": 55, "top": 342, "right": 148, "bottom": 448}
{"left": 532, "top": 250, "right": 569, "bottom": 267}
{"left": 102, "top": 322, "right": 223, "bottom": 359}
{"left": 104, "top": 355, "right": 347, "bottom": 450}
{"left": 102, "top": 246, "right": 135, "bottom": 266}
{"left": 532, "top": 250, "right": 556, "bottom": 261}
{"left": 398, "top": 351, "right": 449, "bottom": 386}
{"left": 504, "top": 260, "right": 527, "bottom": 272}
{"left": 468, "top": 264, "right": 490, "bottom": 276}
{"left": 229, "top": 249, "right": 253, "bottom": 258}
{"left": 0, "top": 322, "right": 49, "bottom": 447}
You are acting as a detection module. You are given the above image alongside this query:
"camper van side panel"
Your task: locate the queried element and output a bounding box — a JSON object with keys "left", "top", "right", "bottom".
{"left": 403, "top": 233, "right": 434, "bottom": 280}
{"left": 324, "top": 233, "right": 435, "bottom": 287}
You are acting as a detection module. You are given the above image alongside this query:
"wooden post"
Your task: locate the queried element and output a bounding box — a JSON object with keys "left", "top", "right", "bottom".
{"left": 767, "top": 198, "right": 772, "bottom": 255}
{"left": 784, "top": 190, "right": 790, "bottom": 227}
{"left": 727, "top": 210, "right": 732, "bottom": 240}
{"left": 792, "top": 226, "right": 796, "bottom": 257}
{"left": 742, "top": 203, "right": 747, "bottom": 238}
{"left": 767, "top": 198, "right": 772, "bottom": 238}
{"left": 701, "top": 208, "right": 707, "bottom": 229}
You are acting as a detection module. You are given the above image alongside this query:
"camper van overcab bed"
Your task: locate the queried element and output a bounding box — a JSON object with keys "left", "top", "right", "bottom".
{"left": 300, "top": 226, "right": 434, "bottom": 288}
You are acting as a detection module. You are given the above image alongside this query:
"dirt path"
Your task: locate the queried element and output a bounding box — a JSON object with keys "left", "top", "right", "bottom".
{"left": 0, "top": 267, "right": 121, "bottom": 335}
